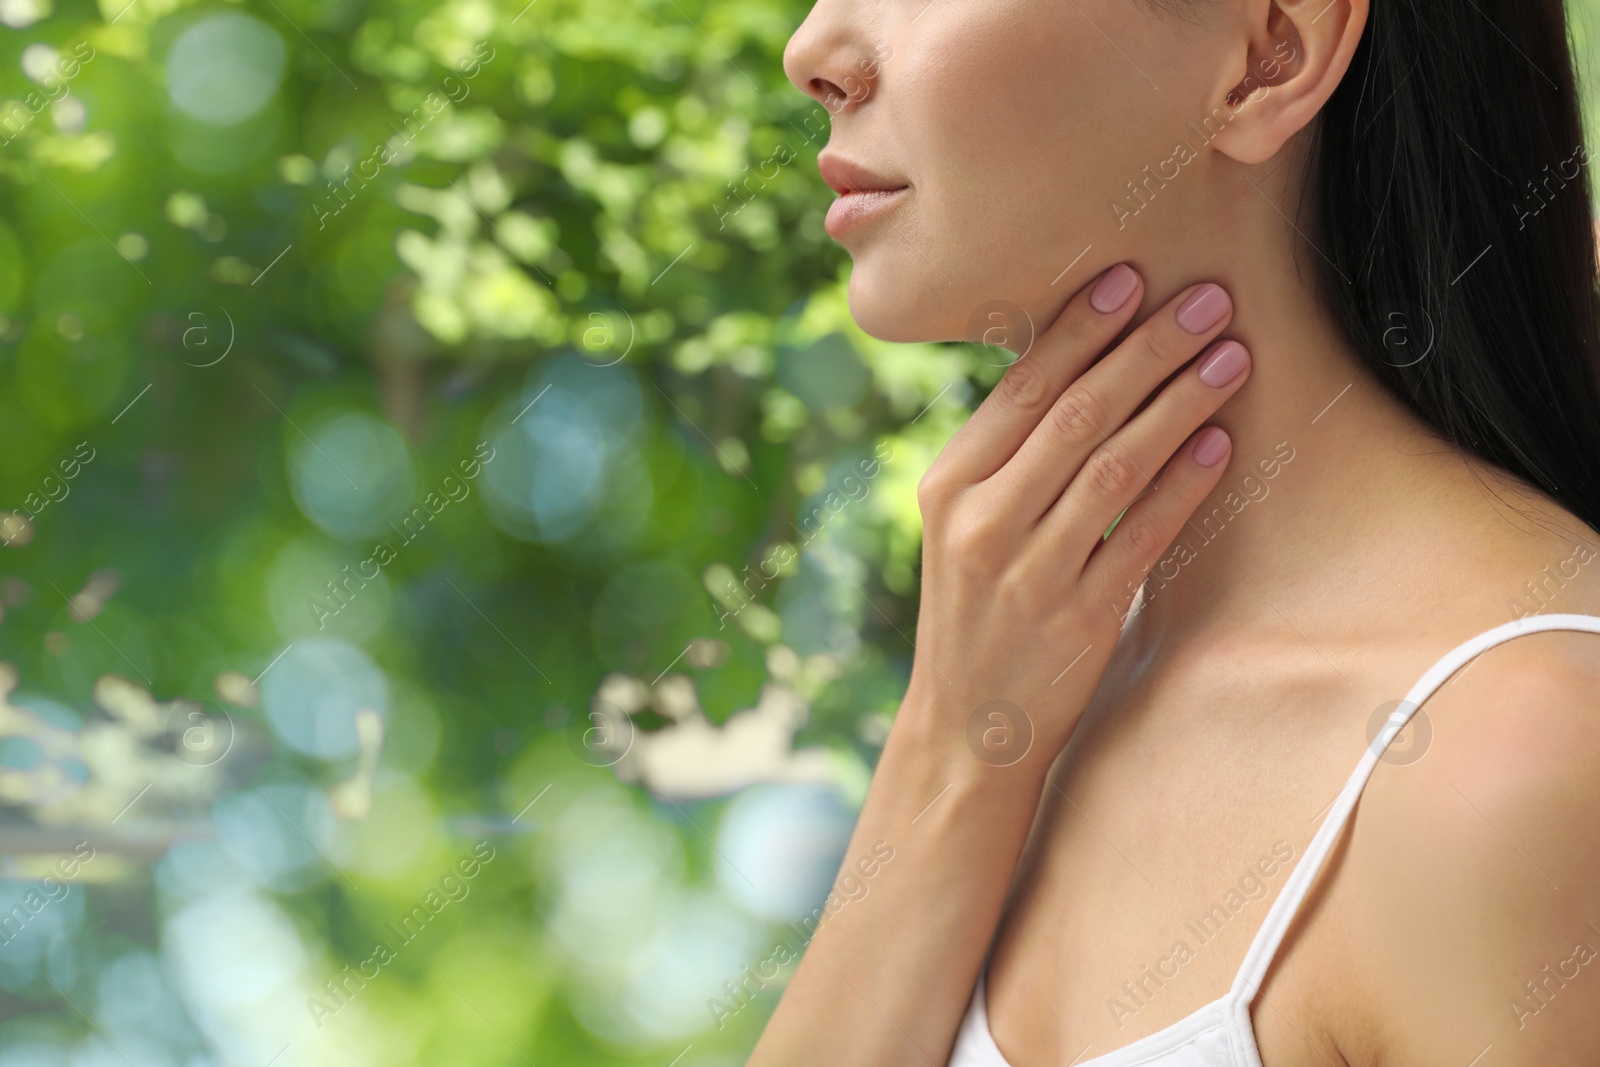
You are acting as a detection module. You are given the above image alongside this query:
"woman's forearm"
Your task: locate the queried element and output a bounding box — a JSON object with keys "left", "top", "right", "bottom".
{"left": 751, "top": 264, "right": 1247, "bottom": 1064}
{"left": 748, "top": 702, "right": 1050, "bottom": 1067}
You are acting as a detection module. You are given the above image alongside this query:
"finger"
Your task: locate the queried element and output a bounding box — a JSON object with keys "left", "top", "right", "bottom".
{"left": 1040, "top": 335, "right": 1250, "bottom": 565}
{"left": 989, "top": 282, "right": 1234, "bottom": 520}
{"left": 930, "top": 263, "right": 1144, "bottom": 491}
{"left": 1078, "top": 425, "right": 1233, "bottom": 617}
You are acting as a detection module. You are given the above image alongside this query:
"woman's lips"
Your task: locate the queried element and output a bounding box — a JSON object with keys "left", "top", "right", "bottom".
{"left": 824, "top": 186, "right": 910, "bottom": 239}
{"left": 817, "top": 152, "right": 909, "bottom": 239}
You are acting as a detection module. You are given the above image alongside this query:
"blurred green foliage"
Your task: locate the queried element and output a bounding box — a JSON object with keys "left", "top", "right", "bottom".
{"left": 0, "top": 0, "right": 986, "bottom": 1062}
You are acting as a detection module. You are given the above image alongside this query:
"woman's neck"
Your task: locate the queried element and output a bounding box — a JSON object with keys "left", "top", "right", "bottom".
{"left": 1102, "top": 154, "right": 1494, "bottom": 655}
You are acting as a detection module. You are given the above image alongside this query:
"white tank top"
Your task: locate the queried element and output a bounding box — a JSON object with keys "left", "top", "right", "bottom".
{"left": 948, "top": 612, "right": 1600, "bottom": 1067}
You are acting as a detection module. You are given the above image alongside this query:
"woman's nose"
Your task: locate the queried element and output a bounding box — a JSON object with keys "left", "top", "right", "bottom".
{"left": 783, "top": 0, "right": 882, "bottom": 115}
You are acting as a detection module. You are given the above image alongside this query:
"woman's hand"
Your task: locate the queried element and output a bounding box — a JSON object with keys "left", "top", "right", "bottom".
{"left": 749, "top": 266, "right": 1250, "bottom": 1067}
{"left": 905, "top": 264, "right": 1250, "bottom": 764}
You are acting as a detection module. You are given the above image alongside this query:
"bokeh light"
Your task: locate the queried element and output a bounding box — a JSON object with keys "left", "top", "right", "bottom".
{"left": 288, "top": 411, "right": 418, "bottom": 543}
{"left": 259, "top": 638, "right": 388, "bottom": 760}
{"left": 165, "top": 13, "right": 287, "bottom": 126}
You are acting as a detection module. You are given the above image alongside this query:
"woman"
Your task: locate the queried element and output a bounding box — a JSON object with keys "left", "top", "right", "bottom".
{"left": 752, "top": 0, "right": 1600, "bottom": 1064}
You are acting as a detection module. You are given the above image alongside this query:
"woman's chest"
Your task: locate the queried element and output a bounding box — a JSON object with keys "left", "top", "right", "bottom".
{"left": 980, "top": 663, "right": 1381, "bottom": 1067}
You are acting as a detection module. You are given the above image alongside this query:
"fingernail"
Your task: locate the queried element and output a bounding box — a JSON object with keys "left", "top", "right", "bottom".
{"left": 1175, "top": 283, "right": 1231, "bottom": 334}
{"left": 1192, "top": 426, "right": 1231, "bottom": 467}
{"left": 1090, "top": 264, "right": 1139, "bottom": 313}
{"left": 1197, "top": 340, "right": 1249, "bottom": 387}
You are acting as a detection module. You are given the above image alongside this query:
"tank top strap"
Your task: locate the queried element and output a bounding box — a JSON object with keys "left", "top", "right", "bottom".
{"left": 1227, "top": 612, "right": 1600, "bottom": 1009}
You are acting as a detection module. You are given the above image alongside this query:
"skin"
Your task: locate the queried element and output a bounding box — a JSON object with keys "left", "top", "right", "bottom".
{"left": 754, "top": 1, "right": 1600, "bottom": 1066}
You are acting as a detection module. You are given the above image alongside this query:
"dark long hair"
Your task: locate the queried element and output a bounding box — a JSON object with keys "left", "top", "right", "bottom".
{"left": 1314, "top": 0, "right": 1600, "bottom": 533}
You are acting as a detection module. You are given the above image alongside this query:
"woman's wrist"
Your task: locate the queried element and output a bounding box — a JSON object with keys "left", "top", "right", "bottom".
{"left": 877, "top": 689, "right": 1055, "bottom": 824}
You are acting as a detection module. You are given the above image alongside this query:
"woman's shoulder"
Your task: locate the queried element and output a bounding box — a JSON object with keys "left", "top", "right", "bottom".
{"left": 1329, "top": 594, "right": 1600, "bottom": 1062}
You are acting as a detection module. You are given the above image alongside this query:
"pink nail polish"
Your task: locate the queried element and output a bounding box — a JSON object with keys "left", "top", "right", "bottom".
{"left": 1090, "top": 264, "right": 1139, "bottom": 313}
{"left": 1197, "top": 341, "right": 1249, "bottom": 387}
{"left": 1175, "top": 284, "right": 1231, "bottom": 334}
{"left": 1192, "top": 426, "right": 1231, "bottom": 467}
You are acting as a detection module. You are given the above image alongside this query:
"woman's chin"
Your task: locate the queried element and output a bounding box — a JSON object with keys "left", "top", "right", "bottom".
{"left": 844, "top": 268, "right": 970, "bottom": 344}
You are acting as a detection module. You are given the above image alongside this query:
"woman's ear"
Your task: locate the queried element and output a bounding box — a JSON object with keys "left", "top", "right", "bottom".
{"left": 1207, "top": 0, "right": 1369, "bottom": 166}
